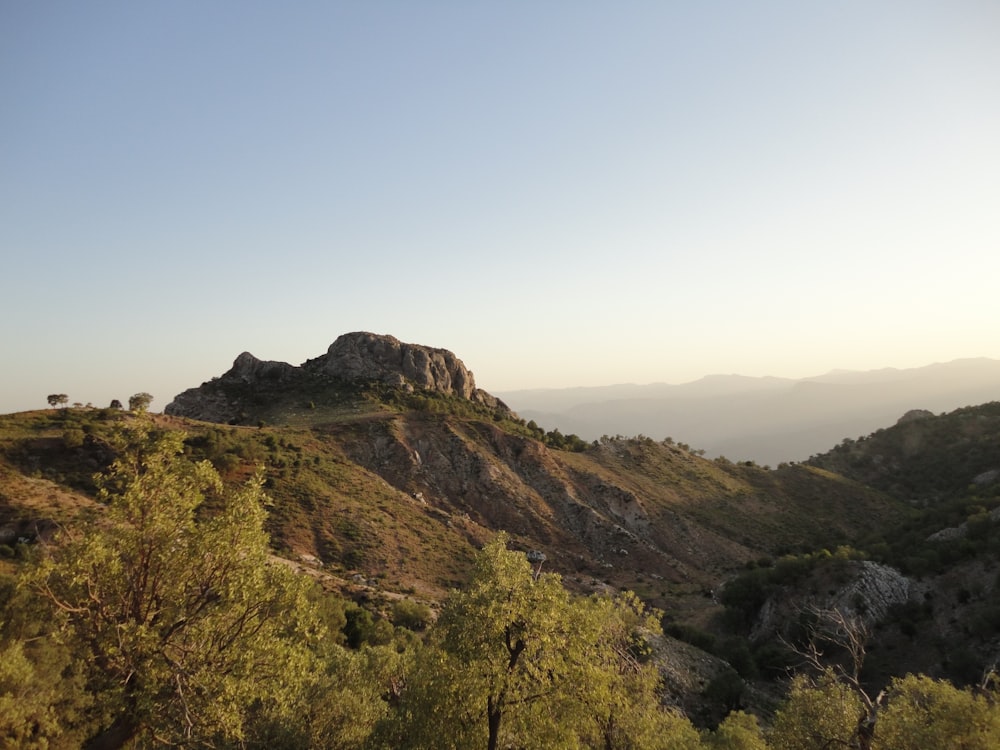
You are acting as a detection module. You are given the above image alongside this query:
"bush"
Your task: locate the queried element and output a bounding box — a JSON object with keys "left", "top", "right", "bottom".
{"left": 390, "top": 599, "right": 433, "bottom": 631}
{"left": 62, "top": 429, "right": 85, "bottom": 449}
{"left": 343, "top": 605, "right": 393, "bottom": 648}
{"left": 704, "top": 668, "right": 745, "bottom": 713}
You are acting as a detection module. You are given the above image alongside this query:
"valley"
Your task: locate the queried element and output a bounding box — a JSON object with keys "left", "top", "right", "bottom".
{"left": 2, "top": 333, "right": 999, "bottom": 748}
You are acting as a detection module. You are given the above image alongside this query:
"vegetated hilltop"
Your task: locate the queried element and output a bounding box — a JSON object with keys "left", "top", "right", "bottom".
{"left": 708, "top": 402, "right": 1000, "bottom": 692}
{"left": 807, "top": 402, "right": 1000, "bottom": 505}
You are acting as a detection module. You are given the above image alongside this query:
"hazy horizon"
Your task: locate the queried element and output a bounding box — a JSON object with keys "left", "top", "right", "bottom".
{"left": 3, "top": 348, "right": 998, "bottom": 416}
{"left": 3, "top": 3, "right": 998, "bottom": 414}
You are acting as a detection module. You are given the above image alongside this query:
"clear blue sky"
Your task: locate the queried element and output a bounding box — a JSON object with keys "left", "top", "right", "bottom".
{"left": 2, "top": 1, "right": 998, "bottom": 413}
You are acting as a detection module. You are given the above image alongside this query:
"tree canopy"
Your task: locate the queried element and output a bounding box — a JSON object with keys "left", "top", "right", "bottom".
{"left": 2, "top": 421, "right": 999, "bottom": 749}
{"left": 25, "top": 417, "right": 320, "bottom": 749}
{"left": 380, "top": 533, "right": 694, "bottom": 750}
{"left": 127, "top": 392, "right": 153, "bottom": 412}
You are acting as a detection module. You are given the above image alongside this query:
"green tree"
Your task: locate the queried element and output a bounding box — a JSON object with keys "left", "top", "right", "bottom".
{"left": 62, "top": 427, "right": 85, "bottom": 449}
{"left": 0, "top": 639, "right": 67, "bottom": 748}
{"left": 873, "top": 673, "right": 1000, "bottom": 750}
{"left": 386, "top": 534, "right": 700, "bottom": 750}
{"left": 27, "top": 418, "right": 319, "bottom": 749}
{"left": 303, "top": 644, "right": 404, "bottom": 750}
{"left": 576, "top": 591, "right": 702, "bottom": 750}
{"left": 394, "top": 533, "right": 579, "bottom": 749}
{"left": 47, "top": 393, "right": 68, "bottom": 408}
{"left": 127, "top": 392, "right": 153, "bottom": 412}
{"left": 390, "top": 598, "right": 434, "bottom": 631}
{"left": 769, "top": 670, "right": 863, "bottom": 750}
{"left": 704, "top": 711, "right": 768, "bottom": 750}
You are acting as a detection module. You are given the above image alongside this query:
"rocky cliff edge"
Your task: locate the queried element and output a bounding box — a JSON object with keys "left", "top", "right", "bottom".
{"left": 165, "top": 332, "right": 508, "bottom": 422}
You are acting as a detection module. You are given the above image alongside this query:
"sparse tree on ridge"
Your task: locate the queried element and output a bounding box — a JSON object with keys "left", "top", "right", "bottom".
{"left": 127, "top": 392, "right": 153, "bottom": 412}
{"left": 47, "top": 394, "right": 68, "bottom": 409}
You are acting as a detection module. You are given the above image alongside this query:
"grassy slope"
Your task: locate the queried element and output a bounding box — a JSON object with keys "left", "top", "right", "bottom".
{"left": 0, "top": 400, "right": 910, "bottom": 623}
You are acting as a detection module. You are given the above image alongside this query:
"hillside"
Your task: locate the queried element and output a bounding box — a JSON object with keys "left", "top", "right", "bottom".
{"left": 808, "top": 401, "right": 1000, "bottom": 505}
{"left": 0, "top": 406, "right": 901, "bottom": 625}
{"left": 4, "top": 334, "right": 904, "bottom": 621}
{"left": 710, "top": 402, "right": 1000, "bottom": 689}
{"left": 5, "top": 333, "right": 1000, "bottom": 742}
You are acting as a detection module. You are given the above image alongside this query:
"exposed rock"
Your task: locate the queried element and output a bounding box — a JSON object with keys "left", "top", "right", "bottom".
{"left": 896, "top": 409, "right": 934, "bottom": 425}
{"left": 927, "top": 525, "right": 965, "bottom": 543}
{"left": 311, "top": 332, "right": 476, "bottom": 399}
{"left": 228, "top": 352, "right": 299, "bottom": 383}
{"left": 832, "top": 560, "right": 910, "bottom": 622}
{"left": 165, "top": 385, "right": 242, "bottom": 423}
{"left": 928, "top": 504, "right": 1000, "bottom": 542}
{"left": 165, "top": 332, "right": 511, "bottom": 421}
{"left": 973, "top": 468, "right": 1000, "bottom": 486}
{"left": 0, "top": 518, "right": 58, "bottom": 546}
{"left": 750, "top": 560, "right": 910, "bottom": 641}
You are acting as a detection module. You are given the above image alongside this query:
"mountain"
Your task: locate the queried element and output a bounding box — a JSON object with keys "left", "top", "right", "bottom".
{"left": 496, "top": 358, "right": 1000, "bottom": 465}
{"left": 166, "top": 331, "right": 509, "bottom": 425}
{"left": 5, "top": 332, "right": 1000, "bottom": 722}
{"left": 4, "top": 333, "right": 901, "bottom": 622}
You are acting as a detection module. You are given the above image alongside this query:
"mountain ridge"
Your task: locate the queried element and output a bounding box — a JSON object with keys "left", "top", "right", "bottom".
{"left": 5, "top": 332, "right": 913, "bottom": 621}
{"left": 4, "top": 333, "right": 1000, "bottom": 728}
{"left": 166, "top": 331, "right": 511, "bottom": 425}
{"left": 497, "top": 358, "right": 1000, "bottom": 464}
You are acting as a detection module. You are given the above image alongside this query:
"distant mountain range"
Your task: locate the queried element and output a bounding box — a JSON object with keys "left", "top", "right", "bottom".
{"left": 496, "top": 358, "right": 1000, "bottom": 465}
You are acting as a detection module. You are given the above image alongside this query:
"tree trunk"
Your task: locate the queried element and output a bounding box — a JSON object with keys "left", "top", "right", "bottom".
{"left": 487, "top": 695, "right": 502, "bottom": 750}
{"left": 83, "top": 714, "right": 140, "bottom": 750}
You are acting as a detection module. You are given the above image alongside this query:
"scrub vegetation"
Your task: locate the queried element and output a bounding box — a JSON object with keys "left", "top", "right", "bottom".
{"left": 2, "top": 393, "right": 1000, "bottom": 747}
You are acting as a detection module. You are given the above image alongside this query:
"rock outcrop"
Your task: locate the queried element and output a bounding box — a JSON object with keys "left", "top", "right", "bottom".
{"left": 750, "top": 560, "right": 911, "bottom": 641}
{"left": 228, "top": 352, "right": 299, "bottom": 383}
{"left": 896, "top": 408, "right": 934, "bottom": 425}
{"left": 928, "top": 503, "right": 1000, "bottom": 542}
{"left": 307, "top": 332, "right": 477, "bottom": 399}
{"left": 165, "top": 332, "right": 510, "bottom": 421}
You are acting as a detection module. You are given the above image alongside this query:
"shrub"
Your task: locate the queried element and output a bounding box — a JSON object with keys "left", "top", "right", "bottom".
{"left": 390, "top": 599, "right": 433, "bottom": 631}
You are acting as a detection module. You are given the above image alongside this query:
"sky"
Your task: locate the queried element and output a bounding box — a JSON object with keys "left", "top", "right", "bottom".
{"left": 2, "top": 1, "right": 999, "bottom": 414}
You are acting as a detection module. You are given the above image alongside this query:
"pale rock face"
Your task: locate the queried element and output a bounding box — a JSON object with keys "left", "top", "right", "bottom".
{"left": 749, "top": 560, "right": 911, "bottom": 641}
{"left": 229, "top": 352, "right": 299, "bottom": 383}
{"left": 315, "top": 332, "right": 477, "bottom": 399}
{"left": 927, "top": 503, "right": 1000, "bottom": 542}
{"left": 833, "top": 560, "right": 910, "bottom": 622}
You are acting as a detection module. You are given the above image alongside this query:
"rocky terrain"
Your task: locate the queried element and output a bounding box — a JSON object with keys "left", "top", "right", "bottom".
{"left": 166, "top": 332, "right": 510, "bottom": 425}
{"left": 159, "top": 335, "right": 900, "bottom": 603}
{"left": 4, "top": 331, "right": 1000, "bottom": 706}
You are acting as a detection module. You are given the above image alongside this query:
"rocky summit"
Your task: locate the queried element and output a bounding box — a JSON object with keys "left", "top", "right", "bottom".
{"left": 312, "top": 332, "right": 477, "bottom": 398}
{"left": 165, "top": 332, "right": 508, "bottom": 423}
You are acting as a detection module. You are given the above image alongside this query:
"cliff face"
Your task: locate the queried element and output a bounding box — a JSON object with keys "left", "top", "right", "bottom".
{"left": 311, "top": 332, "right": 476, "bottom": 399}
{"left": 749, "top": 560, "right": 911, "bottom": 642}
{"left": 165, "top": 332, "right": 508, "bottom": 422}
